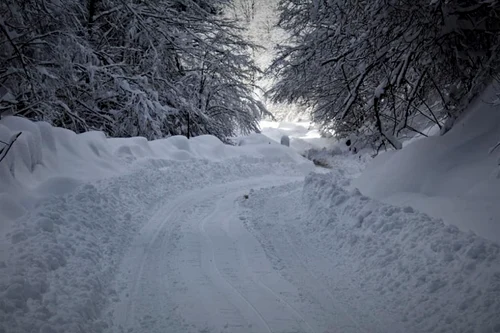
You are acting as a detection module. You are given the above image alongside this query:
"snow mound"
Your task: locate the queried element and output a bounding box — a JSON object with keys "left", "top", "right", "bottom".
{"left": 35, "top": 177, "right": 83, "bottom": 196}
{"left": 304, "top": 172, "right": 500, "bottom": 333}
{"left": 0, "top": 116, "right": 312, "bottom": 199}
{"left": 354, "top": 84, "right": 500, "bottom": 241}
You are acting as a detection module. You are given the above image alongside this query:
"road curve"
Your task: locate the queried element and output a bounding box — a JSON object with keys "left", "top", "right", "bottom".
{"left": 105, "top": 176, "right": 323, "bottom": 333}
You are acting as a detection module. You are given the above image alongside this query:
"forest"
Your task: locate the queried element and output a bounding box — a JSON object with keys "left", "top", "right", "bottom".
{"left": 0, "top": 0, "right": 268, "bottom": 142}
{"left": 2, "top": 2, "right": 500, "bottom": 333}
{"left": 1, "top": 0, "right": 500, "bottom": 149}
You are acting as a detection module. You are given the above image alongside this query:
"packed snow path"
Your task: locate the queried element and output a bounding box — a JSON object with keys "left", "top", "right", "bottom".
{"left": 106, "top": 176, "right": 347, "bottom": 333}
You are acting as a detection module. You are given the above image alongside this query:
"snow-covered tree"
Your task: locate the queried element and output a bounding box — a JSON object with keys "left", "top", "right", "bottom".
{"left": 0, "top": 0, "right": 266, "bottom": 141}
{"left": 230, "top": 0, "right": 309, "bottom": 122}
{"left": 268, "top": 0, "right": 500, "bottom": 151}
{"left": 232, "top": 0, "right": 257, "bottom": 23}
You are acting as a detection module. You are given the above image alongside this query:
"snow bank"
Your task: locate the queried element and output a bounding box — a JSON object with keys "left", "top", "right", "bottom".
{"left": 0, "top": 116, "right": 313, "bottom": 333}
{"left": 354, "top": 85, "right": 500, "bottom": 241}
{"left": 0, "top": 117, "right": 311, "bottom": 212}
{"left": 304, "top": 172, "right": 500, "bottom": 333}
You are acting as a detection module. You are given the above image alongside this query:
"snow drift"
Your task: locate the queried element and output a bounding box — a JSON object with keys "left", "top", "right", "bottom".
{"left": 304, "top": 172, "right": 500, "bottom": 333}
{"left": 354, "top": 84, "right": 500, "bottom": 241}
{"left": 0, "top": 116, "right": 311, "bottom": 223}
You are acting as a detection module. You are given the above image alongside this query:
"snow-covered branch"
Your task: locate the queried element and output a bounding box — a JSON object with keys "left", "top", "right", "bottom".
{"left": 267, "top": 0, "right": 500, "bottom": 151}
{"left": 0, "top": 0, "right": 265, "bottom": 140}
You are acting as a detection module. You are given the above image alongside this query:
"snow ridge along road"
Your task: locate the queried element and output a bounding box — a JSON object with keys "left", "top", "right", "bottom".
{"left": 105, "top": 176, "right": 323, "bottom": 333}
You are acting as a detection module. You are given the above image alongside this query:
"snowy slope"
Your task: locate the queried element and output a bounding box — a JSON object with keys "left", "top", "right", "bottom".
{"left": 353, "top": 84, "right": 500, "bottom": 241}
{"left": 0, "top": 116, "right": 310, "bottom": 229}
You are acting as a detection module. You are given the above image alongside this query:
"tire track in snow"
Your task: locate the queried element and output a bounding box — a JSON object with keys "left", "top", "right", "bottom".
{"left": 220, "top": 198, "right": 316, "bottom": 333}
{"left": 236, "top": 232, "right": 316, "bottom": 333}
{"left": 281, "top": 229, "right": 369, "bottom": 333}
{"left": 111, "top": 189, "right": 194, "bottom": 331}
{"left": 107, "top": 175, "right": 306, "bottom": 333}
{"left": 196, "top": 179, "right": 322, "bottom": 333}
{"left": 241, "top": 184, "right": 387, "bottom": 333}
{"left": 281, "top": 221, "right": 390, "bottom": 333}
{"left": 200, "top": 202, "right": 273, "bottom": 333}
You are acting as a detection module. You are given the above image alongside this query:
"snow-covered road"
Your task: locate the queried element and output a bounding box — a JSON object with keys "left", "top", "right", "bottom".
{"left": 106, "top": 176, "right": 333, "bottom": 333}
{"left": 2, "top": 117, "right": 500, "bottom": 333}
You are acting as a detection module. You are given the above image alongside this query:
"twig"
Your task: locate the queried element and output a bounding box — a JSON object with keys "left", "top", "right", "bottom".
{"left": 0, "top": 22, "right": 36, "bottom": 99}
{"left": 0, "top": 132, "right": 22, "bottom": 164}
{"left": 489, "top": 141, "right": 500, "bottom": 155}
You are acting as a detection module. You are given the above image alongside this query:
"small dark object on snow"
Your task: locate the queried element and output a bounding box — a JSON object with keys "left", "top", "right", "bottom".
{"left": 346, "top": 139, "right": 351, "bottom": 146}
{"left": 243, "top": 194, "right": 249, "bottom": 199}
{"left": 280, "top": 135, "right": 290, "bottom": 147}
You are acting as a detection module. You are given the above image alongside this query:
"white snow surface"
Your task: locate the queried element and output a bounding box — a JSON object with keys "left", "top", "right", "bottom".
{"left": 1, "top": 115, "right": 499, "bottom": 333}
{"left": 0, "top": 116, "right": 313, "bottom": 333}
{"left": 354, "top": 84, "right": 500, "bottom": 241}
{"left": 259, "top": 120, "right": 335, "bottom": 154}
{"left": 243, "top": 176, "right": 500, "bottom": 333}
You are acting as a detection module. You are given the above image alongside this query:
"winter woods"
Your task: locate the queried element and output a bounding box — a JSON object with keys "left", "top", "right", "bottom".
{"left": 0, "top": 0, "right": 267, "bottom": 141}
{"left": 268, "top": 0, "right": 500, "bottom": 151}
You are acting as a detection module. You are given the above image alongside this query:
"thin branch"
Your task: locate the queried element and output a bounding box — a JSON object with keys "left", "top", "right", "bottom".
{"left": 0, "top": 132, "right": 22, "bottom": 164}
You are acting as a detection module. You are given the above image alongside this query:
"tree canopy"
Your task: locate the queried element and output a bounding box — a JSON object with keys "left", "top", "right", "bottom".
{"left": 268, "top": 0, "right": 500, "bottom": 151}
{"left": 0, "top": 0, "right": 268, "bottom": 141}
